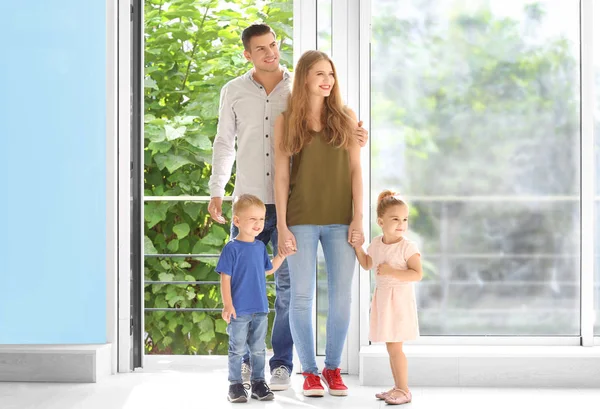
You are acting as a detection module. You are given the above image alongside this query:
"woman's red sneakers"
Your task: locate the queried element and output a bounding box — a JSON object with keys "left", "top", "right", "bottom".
{"left": 302, "top": 372, "right": 325, "bottom": 397}
{"left": 321, "top": 368, "right": 348, "bottom": 396}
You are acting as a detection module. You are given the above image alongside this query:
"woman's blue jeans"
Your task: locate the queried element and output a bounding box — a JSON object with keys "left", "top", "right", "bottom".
{"left": 286, "top": 224, "right": 356, "bottom": 375}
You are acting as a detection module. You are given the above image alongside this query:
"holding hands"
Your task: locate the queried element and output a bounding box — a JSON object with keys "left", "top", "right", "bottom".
{"left": 350, "top": 229, "right": 365, "bottom": 248}
{"left": 348, "top": 218, "right": 364, "bottom": 248}
{"left": 278, "top": 226, "right": 298, "bottom": 257}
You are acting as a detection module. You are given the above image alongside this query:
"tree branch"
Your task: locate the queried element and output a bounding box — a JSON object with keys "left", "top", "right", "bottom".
{"left": 181, "top": 6, "right": 210, "bottom": 92}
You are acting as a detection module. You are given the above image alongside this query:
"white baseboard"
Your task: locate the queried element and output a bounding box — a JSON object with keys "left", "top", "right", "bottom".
{"left": 360, "top": 344, "right": 600, "bottom": 388}
{"left": 0, "top": 344, "right": 112, "bottom": 383}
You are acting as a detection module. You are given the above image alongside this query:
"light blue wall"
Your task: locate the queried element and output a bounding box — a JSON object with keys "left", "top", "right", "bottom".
{"left": 0, "top": 1, "right": 106, "bottom": 343}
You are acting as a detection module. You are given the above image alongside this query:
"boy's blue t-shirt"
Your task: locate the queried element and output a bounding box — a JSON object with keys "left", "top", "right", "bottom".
{"left": 216, "top": 239, "right": 272, "bottom": 315}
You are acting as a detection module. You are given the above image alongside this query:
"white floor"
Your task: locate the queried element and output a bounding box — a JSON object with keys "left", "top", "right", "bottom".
{"left": 1, "top": 356, "right": 599, "bottom": 409}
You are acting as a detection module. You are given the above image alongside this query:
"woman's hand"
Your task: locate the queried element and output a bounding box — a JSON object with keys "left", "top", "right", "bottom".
{"left": 278, "top": 225, "right": 297, "bottom": 257}
{"left": 354, "top": 120, "right": 369, "bottom": 147}
{"left": 348, "top": 218, "right": 364, "bottom": 246}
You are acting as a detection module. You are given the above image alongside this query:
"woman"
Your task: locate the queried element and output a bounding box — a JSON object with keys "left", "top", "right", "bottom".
{"left": 274, "top": 50, "right": 364, "bottom": 397}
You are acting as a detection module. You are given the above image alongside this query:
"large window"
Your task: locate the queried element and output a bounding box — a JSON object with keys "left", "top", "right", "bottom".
{"left": 371, "top": 0, "right": 581, "bottom": 335}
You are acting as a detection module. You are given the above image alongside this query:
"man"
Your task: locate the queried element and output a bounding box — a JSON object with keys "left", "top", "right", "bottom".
{"left": 208, "top": 23, "right": 368, "bottom": 392}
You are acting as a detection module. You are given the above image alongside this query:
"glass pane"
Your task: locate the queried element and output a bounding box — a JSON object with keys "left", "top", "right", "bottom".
{"left": 318, "top": 0, "right": 332, "bottom": 54}
{"left": 143, "top": 0, "right": 293, "bottom": 355}
{"left": 371, "top": 0, "right": 580, "bottom": 336}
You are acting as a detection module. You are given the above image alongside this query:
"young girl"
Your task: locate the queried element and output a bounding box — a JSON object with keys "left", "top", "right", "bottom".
{"left": 352, "top": 190, "right": 423, "bottom": 405}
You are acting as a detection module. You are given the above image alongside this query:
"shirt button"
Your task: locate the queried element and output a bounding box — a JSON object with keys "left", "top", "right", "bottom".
{"left": 266, "top": 135, "right": 269, "bottom": 138}
{"left": 266, "top": 100, "right": 269, "bottom": 103}
{"left": 267, "top": 173, "right": 270, "bottom": 176}
{"left": 265, "top": 117, "right": 268, "bottom": 120}
{"left": 266, "top": 153, "right": 269, "bottom": 156}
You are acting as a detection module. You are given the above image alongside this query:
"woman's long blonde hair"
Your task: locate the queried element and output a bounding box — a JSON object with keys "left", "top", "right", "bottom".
{"left": 281, "top": 50, "right": 354, "bottom": 155}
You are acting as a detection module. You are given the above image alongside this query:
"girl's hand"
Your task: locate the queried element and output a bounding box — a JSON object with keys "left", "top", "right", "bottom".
{"left": 348, "top": 218, "right": 364, "bottom": 246}
{"left": 278, "top": 226, "right": 297, "bottom": 257}
{"left": 377, "top": 263, "right": 395, "bottom": 276}
{"left": 222, "top": 304, "right": 236, "bottom": 324}
{"left": 350, "top": 230, "right": 364, "bottom": 248}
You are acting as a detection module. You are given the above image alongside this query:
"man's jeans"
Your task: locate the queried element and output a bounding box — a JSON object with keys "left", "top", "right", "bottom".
{"left": 286, "top": 224, "right": 356, "bottom": 375}
{"left": 227, "top": 313, "right": 268, "bottom": 384}
{"left": 230, "top": 204, "right": 293, "bottom": 373}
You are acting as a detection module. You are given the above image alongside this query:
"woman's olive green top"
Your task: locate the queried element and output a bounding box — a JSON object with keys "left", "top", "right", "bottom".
{"left": 286, "top": 129, "right": 353, "bottom": 226}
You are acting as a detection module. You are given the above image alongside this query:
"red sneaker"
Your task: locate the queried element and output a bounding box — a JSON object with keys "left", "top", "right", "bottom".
{"left": 302, "top": 372, "right": 325, "bottom": 397}
{"left": 321, "top": 368, "right": 348, "bottom": 396}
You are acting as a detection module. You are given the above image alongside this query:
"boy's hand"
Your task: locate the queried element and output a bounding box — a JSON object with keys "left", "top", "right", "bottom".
{"left": 377, "top": 263, "right": 395, "bottom": 276}
{"left": 350, "top": 230, "right": 365, "bottom": 248}
{"left": 222, "top": 304, "right": 236, "bottom": 323}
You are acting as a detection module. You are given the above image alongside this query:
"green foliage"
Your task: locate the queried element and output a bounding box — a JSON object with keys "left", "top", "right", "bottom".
{"left": 144, "top": 0, "right": 292, "bottom": 354}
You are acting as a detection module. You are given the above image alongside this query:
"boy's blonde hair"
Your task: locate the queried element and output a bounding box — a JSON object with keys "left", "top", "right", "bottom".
{"left": 376, "top": 189, "right": 407, "bottom": 218}
{"left": 232, "top": 194, "right": 266, "bottom": 216}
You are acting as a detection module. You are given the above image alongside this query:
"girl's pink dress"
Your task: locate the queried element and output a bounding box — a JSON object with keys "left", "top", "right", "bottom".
{"left": 368, "top": 235, "right": 420, "bottom": 342}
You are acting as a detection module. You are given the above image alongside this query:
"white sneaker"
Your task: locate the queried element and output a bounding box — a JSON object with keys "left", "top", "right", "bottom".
{"left": 241, "top": 362, "right": 251, "bottom": 389}
{"left": 269, "top": 366, "right": 291, "bottom": 391}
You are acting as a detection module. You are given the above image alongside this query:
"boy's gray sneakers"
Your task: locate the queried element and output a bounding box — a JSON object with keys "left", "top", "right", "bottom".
{"left": 269, "top": 366, "right": 291, "bottom": 391}
{"left": 241, "top": 362, "right": 251, "bottom": 389}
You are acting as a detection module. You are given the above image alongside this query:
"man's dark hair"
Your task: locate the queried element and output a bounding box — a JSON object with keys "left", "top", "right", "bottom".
{"left": 241, "top": 23, "right": 276, "bottom": 51}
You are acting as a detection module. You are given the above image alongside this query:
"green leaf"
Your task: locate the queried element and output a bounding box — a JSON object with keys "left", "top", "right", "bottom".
{"left": 145, "top": 78, "right": 159, "bottom": 89}
{"left": 173, "top": 223, "right": 191, "bottom": 239}
{"left": 175, "top": 115, "right": 198, "bottom": 125}
{"left": 199, "top": 316, "right": 214, "bottom": 331}
{"left": 192, "top": 312, "right": 206, "bottom": 324}
{"left": 165, "top": 124, "right": 187, "bottom": 141}
{"left": 154, "top": 153, "right": 193, "bottom": 173}
{"left": 167, "top": 239, "right": 179, "bottom": 252}
{"left": 144, "top": 202, "right": 173, "bottom": 229}
{"left": 144, "top": 236, "right": 158, "bottom": 255}
{"left": 168, "top": 295, "right": 185, "bottom": 307}
{"left": 183, "top": 202, "right": 204, "bottom": 220}
{"left": 187, "top": 132, "right": 212, "bottom": 150}
{"left": 158, "top": 273, "right": 174, "bottom": 282}
{"left": 215, "top": 319, "right": 228, "bottom": 335}
{"left": 148, "top": 140, "right": 172, "bottom": 154}
{"left": 191, "top": 240, "right": 214, "bottom": 254}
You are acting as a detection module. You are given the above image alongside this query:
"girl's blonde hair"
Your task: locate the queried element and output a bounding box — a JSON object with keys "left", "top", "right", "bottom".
{"left": 376, "top": 190, "right": 407, "bottom": 218}
{"left": 280, "top": 50, "right": 354, "bottom": 155}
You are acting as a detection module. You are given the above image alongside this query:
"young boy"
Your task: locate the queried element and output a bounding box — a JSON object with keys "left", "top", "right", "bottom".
{"left": 218, "top": 194, "right": 291, "bottom": 403}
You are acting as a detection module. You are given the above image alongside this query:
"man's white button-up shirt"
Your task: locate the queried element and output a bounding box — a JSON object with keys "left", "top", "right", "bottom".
{"left": 208, "top": 68, "right": 292, "bottom": 204}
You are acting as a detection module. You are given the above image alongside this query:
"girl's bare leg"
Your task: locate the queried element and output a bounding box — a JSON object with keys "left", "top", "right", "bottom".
{"left": 386, "top": 342, "right": 409, "bottom": 393}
